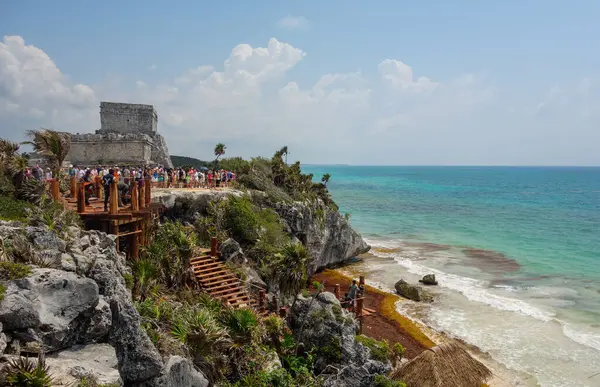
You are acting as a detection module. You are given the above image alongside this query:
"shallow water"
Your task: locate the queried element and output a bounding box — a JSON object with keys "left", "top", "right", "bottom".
{"left": 303, "top": 165, "right": 600, "bottom": 387}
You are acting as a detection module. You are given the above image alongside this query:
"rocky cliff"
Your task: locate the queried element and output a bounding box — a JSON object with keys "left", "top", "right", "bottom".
{"left": 0, "top": 221, "right": 208, "bottom": 386}
{"left": 153, "top": 190, "right": 370, "bottom": 273}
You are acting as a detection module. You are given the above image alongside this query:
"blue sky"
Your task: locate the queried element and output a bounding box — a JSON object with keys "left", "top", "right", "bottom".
{"left": 1, "top": 0, "right": 599, "bottom": 165}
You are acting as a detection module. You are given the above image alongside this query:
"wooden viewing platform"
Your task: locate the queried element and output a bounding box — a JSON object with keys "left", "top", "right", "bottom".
{"left": 49, "top": 176, "right": 163, "bottom": 259}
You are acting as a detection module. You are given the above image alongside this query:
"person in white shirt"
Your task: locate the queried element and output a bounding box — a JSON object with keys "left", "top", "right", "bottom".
{"left": 45, "top": 168, "right": 52, "bottom": 181}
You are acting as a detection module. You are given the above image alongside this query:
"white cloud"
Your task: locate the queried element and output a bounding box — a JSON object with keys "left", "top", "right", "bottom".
{"left": 0, "top": 35, "right": 97, "bottom": 138}
{"left": 277, "top": 15, "right": 309, "bottom": 30}
{"left": 0, "top": 35, "right": 598, "bottom": 165}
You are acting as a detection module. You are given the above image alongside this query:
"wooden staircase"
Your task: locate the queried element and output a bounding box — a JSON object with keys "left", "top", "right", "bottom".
{"left": 190, "top": 245, "right": 257, "bottom": 309}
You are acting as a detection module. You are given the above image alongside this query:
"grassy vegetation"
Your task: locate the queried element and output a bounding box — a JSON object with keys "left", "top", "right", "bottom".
{"left": 0, "top": 196, "right": 33, "bottom": 222}
{"left": 0, "top": 261, "right": 32, "bottom": 281}
{"left": 356, "top": 335, "right": 392, "bottom": 363}
{"left": 373, "top": 374, "right": 407, "bottom": 387}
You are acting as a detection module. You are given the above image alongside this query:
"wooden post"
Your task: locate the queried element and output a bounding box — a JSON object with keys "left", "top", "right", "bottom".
{"left": 77, "top": 182, "right": 86, "bottom": 213}
{"left": 130, "top": 183, "right": 139, "bottom": 211}
{"left": 139, "top": 182, "right": 146, "bottom": 209}
{"left": 359, "top": 275, "right": 365, "bottom": 287}
{"left": 334, "top": 284, "right": 341, "bottom": 300}
{"left": 50, "top": 179, "right": 60, "bottom": 201}
{"left": 109, "top": 181, "right": 119, "bottom": 215}
{"left": 279, "top": 306, "right": 287, "bottom": 318}
{"left": 210, "top": 237, "right": 218, "bottom": 257}
{"left": 259, "top": 289, "right": 266, "bottom": 312}
{"left": 144, "top": 177, "right": 151, "bottom": 206}
{"left": 70, "top": 176, "right": 77, "bottom": 198}
{"left": 131, "top": 221, "right": 140, "bottom": 260}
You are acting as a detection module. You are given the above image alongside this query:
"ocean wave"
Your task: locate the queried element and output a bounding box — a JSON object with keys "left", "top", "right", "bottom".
{"left": 562, "top": 324, "right": 600, "bottom": 352}
{"left": 392, "top": 255, "right": 556, "bottom": 322}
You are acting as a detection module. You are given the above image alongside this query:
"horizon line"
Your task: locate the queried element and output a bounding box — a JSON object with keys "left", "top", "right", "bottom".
{"left": 299, "top": 164, "right": 600, "bottom": 168}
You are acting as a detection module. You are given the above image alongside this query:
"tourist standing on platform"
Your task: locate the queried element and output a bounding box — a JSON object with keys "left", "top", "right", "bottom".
{"left": 348, "top": 280, "right": 358, "bottom": 311}
{"left": 102, "top": 169, "right": 115, "bottom": 211}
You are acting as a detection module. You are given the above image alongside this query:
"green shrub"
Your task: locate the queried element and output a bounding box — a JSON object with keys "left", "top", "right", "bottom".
{"left": 373, "top": 374, "right": 406, "bottom": 387}
{"left": 317, "top": 336, "right": 342, "bottom": 363}
{"left": 220, "top": 308, "right": 258, "bottom": 344}
{"left": 0, "top": 196, "right": 32, "bottom": 221}
{"left": 356, "top": 335, "right": 392, "bottom": 363}
{"left": 0, "top": 283, "right": 6, "bottom": 301}
{"left": 0, "top": 261, "right": 32, "bottom": 281}
{"left": 3, "top": 355, "right": 54, "bottom": 386}
{"left": 392, "top": 342, "right": 405, "bottom": 360}
{"left": 77, "top": 375, "right": 120, "bottom": 387}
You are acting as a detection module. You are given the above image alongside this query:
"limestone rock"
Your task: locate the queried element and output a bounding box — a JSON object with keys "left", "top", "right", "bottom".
{"left": 109, "top": 299, "right": 163, "bottom": 384}
{"left": 154, "top": 356, "right": 209, "bottom": 387}
{"left": 394, "top": 279, "right": 433, "bottom": 302}
{"left": 45, "top": 344, "right": 122, "bottom": 386}
{"left": 0, "top": 268, "right": 99, "bottom": 351}
{"left": 239, "top": 265, "right": 267, "bottom": 291}
{"left": 419, "top": 274, "right": 438, "bottom": 285}
{"left": 275, "top": 202, "right": 371, "bottom": 274}
{"left": 85, "top": 296, "right": 112, "bottom": 343}
{"left": 27, "top": 227, "right": 67, "bottom": 253}
{"left": 219, "top": 238, "right": 247, "bottom": 265}
{"left": 290, "top": 292, "right": 390, "bottom": 387}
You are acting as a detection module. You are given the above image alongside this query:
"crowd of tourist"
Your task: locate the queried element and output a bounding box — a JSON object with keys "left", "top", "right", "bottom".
{"left": 65, "top": 165, "right": 236, "bottom": 189}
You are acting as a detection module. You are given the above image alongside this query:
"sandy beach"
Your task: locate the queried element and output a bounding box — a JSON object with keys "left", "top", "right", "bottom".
{"left": 312, "top": 268, "right": 518, "bottom": 387}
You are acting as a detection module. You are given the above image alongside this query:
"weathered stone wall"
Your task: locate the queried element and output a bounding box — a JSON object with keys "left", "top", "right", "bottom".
{"left": 69, "top": 133, "right": 153, "bottom": 166}
{"left": 151, "top": 133, "right": 174, "bottom": 168}
{"left": 99, "top": 102, "right": 157, "bottom": 135}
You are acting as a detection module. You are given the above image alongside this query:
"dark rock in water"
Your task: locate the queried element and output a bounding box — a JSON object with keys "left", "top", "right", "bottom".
{"left": 419, "top": 274, "right": 438, "bottom": 286}
{"left": 290, "top": 292, "right": 391, "bottom": 387}
{"left": 394, "top": 279, "right": 433, "bottom": 302}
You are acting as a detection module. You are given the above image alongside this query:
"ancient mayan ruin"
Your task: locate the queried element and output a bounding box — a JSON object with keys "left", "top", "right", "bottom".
{"left": 67, "top": 102, "right": 173, "bottom": 167}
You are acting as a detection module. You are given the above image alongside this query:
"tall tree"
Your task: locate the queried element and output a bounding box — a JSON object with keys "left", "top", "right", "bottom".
{"left": 25, "top": 129, "right": 71, "bottom": 179}
{"left": 321, "top": 173, "right": 331, "bottom": 186}
{"left": 279, "top": 145, "right": 289, "bottom": 165}
{"left": 214, "top": 143, "right": 226, "bottom": 164}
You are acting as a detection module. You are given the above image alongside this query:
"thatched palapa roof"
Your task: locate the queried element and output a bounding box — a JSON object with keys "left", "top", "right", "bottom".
{"left": 391, "top": 341, "right": 492, "bottom": 387}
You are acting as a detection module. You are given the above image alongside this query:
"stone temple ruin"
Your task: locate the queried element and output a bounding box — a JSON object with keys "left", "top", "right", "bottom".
{"left": 67, "top": 102, "right": 173, "bottom": 167}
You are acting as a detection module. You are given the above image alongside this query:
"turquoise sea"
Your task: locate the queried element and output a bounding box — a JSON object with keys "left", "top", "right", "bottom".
{"left": 303, "top": 166, "right": 600, "bottom": 387}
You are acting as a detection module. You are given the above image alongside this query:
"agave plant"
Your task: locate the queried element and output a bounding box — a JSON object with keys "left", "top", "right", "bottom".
{"left": 130, "top": 259, "right": 158, "bottom": 301}
{"left": 3, "top": 353, "right": 54, "bottom": 387}
{"left": 220, "top": 308, "right": 259, "bottom": 345}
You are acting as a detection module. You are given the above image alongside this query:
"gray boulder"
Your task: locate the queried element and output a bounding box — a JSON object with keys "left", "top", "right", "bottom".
{"left": 290, "top": 292, "right": 390, "bottom": 387}
{"left": 419, "top": 274, "right": 438, "bottom": 285}
{"left": 0, "top": 268, "right": 99, "bottom": 351}
{"left": 394, "top": 279, "right": 433, "bottom": 302}
{"left": 219, "top": 238, "right": 248, "bottom": 265}
{"left": 46, "top": 344, "right": 122, "bottom": 386}
{"left": 154, "top": 356, "right": 209, "bottom": 387}
{"left": 84, "top": 296, "right": 112, "bottom": 343}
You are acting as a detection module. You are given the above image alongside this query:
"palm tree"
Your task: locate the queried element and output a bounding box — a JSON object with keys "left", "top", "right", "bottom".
{"left": 25, "top": 129, "right": 71, "bottom": 179}
{"left": 280, "top": 146, "right": 289, "bottom": 165}
{"left": 214, "top": 143, "right": 226, "bottom": 164}
{"left": 276, "top": 243, "right": 312, "bottom": 311}
{"left": 321, "top": 173, "right": 331, "bottom": 186}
